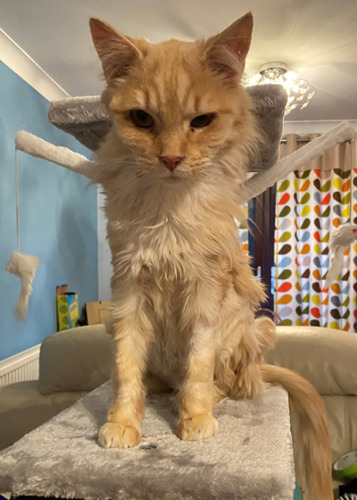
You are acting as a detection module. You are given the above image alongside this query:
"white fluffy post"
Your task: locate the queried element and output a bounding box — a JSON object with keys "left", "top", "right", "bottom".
{"left": 6, "top": 252, "right": 40, "bottom": 321}
{"left": 15, "top": 131, "right": 96, "bottom": 179}
{"left": 242, "top": 121, "right": 355, "bottom": 203}
{"left": 14, "top": 123, "right": 356, "bottom": 195}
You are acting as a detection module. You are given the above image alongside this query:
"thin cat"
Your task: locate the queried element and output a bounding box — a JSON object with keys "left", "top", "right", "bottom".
{"left": 89, "top": 13, "right": 333, "bottom": 499}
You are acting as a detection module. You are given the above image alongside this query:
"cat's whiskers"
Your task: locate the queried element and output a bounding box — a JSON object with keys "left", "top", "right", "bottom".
{"left": 94, "top": 155, "right": 137, "bottom": 167}
{"left": 96, "top": 153, "right": 217, "bottom": 187}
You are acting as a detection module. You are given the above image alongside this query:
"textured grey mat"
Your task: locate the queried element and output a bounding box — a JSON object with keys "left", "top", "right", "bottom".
{"left": 0, "top": 382, "right": 295, "bottom": 500}
{"left": 48, "top": 84, "right": 287, "bottom": 172}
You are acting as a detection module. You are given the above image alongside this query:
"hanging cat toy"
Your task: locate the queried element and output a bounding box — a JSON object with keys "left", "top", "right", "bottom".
{"left": 324, "top": 223, "right": 357, "bottom": 288}
{"left": 7, "top": 98, "right": 355, "bottom": 320}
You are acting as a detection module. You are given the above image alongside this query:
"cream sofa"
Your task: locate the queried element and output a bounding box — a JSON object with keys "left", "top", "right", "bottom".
{"left": 1, "top": 324, "right": 356, "bottom": 478}
{"left": 0, "top": 326, "right": 111, "bottom": 451}
{"left": 265, "top": 326, "right": 357, "bottom": 471}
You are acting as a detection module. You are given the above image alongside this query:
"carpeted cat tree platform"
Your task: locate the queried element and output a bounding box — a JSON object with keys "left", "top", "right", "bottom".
{"left": 0, "top": 381, "right": 295, "bottom": 499}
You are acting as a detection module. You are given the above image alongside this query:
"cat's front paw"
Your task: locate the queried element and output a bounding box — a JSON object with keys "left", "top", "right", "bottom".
{"left": 177, "top": 413, "right": 218, "bottom": 441}
{"left": 98, "top": 422, "right": 141, "bottom": 449}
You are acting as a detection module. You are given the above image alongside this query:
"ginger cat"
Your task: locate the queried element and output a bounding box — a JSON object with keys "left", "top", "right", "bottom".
{"left": 89, "top": 13, "right": 333, "bottom": 499}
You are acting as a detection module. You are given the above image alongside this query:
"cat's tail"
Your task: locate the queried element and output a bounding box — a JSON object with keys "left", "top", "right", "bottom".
{"left": 260, "top": 364, "right": 333, "bottom": 500}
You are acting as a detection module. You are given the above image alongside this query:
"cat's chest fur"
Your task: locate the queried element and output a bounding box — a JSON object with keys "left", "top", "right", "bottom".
{"left": 105, "top": 185, "right": 207, "bottom": 383}
{"left": 105, "top": 177, "right": 226, "bottom": 281}
{"left": 102, "top": 173, "right": 240, "bottom": 383}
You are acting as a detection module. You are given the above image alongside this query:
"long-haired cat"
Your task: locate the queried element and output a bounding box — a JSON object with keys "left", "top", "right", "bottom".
{"left": 89, "top": 13, "right": 333, "bottom": 499}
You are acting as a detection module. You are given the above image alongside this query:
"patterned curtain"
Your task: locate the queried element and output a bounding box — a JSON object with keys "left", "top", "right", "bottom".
{"left": 274, "top": 133, "right": 357, "bottom": 333}
{"left": 238, "top": 205, "right": 250, "bottom": 254}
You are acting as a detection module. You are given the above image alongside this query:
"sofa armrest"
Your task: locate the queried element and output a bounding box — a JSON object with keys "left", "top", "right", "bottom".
{"left": 39, "top": 325, "right": 112, "bottom": 395}
{"left": 265, "top": 326, "right": 357, "bottom": 396}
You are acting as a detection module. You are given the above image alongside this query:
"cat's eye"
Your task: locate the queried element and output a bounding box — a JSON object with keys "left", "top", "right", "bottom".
{"left": 129, "top": 109, "right": 154, "bottom": 129}
{"left": 190, "top": 113, "right": 216, "bottom": 129}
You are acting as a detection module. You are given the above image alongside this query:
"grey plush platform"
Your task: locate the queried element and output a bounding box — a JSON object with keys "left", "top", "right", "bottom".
{"left": 0, "top": 382, "right": 295, "bottom": 500}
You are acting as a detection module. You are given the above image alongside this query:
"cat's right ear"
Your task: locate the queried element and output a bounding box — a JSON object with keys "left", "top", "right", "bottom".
{"left": 204, "top": 12, "right": 253, "bottom": 87}
{"left": 89, "top": 18, "right": 142, "bottom": 83}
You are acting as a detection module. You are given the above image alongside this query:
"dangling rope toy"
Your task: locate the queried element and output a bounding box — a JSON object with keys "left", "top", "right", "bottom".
{"left": 5, "top": 147, "right": 39, "bottom": 321}
{"left": 6, "top": 132, "right": 93, "bottom": 321}
{"left": 324, "top": 223, "right": 357, "bottom": 289}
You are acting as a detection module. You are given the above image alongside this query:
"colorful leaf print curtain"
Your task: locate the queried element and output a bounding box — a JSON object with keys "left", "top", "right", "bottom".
{"left": 274, "top": 134, "right": 357, "bottom": 332}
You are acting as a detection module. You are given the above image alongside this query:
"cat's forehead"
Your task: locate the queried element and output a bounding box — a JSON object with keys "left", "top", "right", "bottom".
{"left": 114, "top": 39, "right": 231, "bottom": 117}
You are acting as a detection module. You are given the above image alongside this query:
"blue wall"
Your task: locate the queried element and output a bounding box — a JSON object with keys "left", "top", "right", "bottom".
{"left": 0, "top": 62, "right": 98, "bottom": 361}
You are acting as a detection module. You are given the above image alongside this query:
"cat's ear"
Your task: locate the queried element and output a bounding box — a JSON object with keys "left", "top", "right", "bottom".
{"left": 205, "top": 12, "right": 253, "bottom": 86}
{"left": 89, "top": 18, "right": 142, "bottom": 83}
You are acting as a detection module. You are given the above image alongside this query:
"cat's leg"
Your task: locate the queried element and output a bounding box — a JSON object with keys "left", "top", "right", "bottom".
{"left": 227, "top": 316, "right": 276, "bottom": 399}
{"left": 177, "top": 324, "right": 218, "bottom": 441}
{"left": 214, "top": 292, "right": 267, "bottom": 401}
{"left": 227, "top": 325, "right": 265, "bottom": 400}
{"left": 220, "top": 264, "right": 273, "bottom": 399}
{"left": 99, "top": 302, "right": 153, "bottom": 449}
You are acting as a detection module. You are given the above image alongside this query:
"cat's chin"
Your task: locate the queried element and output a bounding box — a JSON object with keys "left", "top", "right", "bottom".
{"left": 160, "top": 172, "right": 182, "bottom": 183}
{"left": 164, "top": 176, "right": 180, "bottom": 183}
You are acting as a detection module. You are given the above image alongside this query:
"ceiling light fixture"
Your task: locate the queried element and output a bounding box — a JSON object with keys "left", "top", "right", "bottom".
{"left": 245, "top": 62, "right": 315, "bottom": 115}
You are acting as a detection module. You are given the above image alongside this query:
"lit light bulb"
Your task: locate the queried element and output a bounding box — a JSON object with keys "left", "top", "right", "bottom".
{"left": 244, "top": 63, "right": 315, "bottom": 115}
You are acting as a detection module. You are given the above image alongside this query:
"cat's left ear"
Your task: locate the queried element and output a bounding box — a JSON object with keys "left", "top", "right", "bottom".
{"left": 205, "top": 12, "right": 253, "bottom": 86}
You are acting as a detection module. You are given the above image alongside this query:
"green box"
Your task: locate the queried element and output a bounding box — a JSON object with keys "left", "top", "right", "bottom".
{"left": 56, "top": 285, "right": 79, "bottom": 331}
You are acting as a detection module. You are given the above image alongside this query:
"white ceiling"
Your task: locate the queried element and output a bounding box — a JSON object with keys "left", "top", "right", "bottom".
{"left": 1, "top": 0, "right": 357, "bottom": 122}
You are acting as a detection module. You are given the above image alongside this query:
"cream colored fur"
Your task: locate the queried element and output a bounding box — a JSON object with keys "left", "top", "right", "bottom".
{"left": 90, "top": 13, "right": 333, "bottom": 499}
{"left": 261, "top": 365, "right": 333, "bottom": 499}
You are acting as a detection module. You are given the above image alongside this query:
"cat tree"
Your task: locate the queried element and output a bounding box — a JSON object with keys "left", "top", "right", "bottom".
{"left": 7, "top": 85, "right": 355, "bottom": 320}
{"left": 2, "top": 84, "right": 356, "bottom": 499}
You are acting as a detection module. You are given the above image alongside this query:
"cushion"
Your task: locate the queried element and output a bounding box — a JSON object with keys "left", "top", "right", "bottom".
{"left": 39, "top": 325, "right": 111, "bottom": 395}
{"left": 323, "top": 395, "right": 357, "bottom": 464}
{"left": 265, "top": 326, "right": 357, "bottom": 396}
{"left": 0, "top": 381, "right": 295, "bottom": 499}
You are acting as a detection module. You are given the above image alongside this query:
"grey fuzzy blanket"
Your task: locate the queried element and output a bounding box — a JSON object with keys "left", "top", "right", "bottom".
{"left": 0, "top": 382, "right": 295, "bottom": 499}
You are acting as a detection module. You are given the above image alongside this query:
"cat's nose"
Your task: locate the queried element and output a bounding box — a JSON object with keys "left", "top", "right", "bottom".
{"left": 159, "top": 156, "right": 184, "bottom": 172}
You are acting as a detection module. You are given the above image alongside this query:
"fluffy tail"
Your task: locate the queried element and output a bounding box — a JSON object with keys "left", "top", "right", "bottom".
{"left": 261, "top": 364, "right": 333, "bottom": 500}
